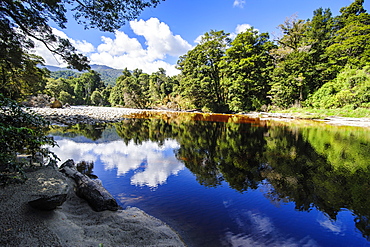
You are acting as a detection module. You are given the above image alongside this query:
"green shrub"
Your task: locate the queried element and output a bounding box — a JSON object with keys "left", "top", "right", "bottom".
{"left": 307, "top": 66, "right": 370, "bottom": 109}
{"left": 0, "top": 94, "right": 58, "bottom": 183}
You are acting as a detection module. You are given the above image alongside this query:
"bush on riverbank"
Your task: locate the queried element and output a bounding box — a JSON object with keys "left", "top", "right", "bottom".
{"left": 0, "top": 94, "right": 58, "bottom": 185}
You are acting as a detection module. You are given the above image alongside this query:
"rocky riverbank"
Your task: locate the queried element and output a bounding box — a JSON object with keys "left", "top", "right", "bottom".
{"left": 29, "top": 106, "right": 146, "bottom": 125}
{"left": 30, "top": 106, "right": 370, "bottom": 127}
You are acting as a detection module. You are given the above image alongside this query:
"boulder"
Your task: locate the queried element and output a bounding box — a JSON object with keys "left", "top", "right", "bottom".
{"left": 50, "top": 99, "right": 63, "bottom": 108}
{"left": 27, "top": 166, "right": 69, "bottom": 210}
{"left": 28, "top": 194, "right": 67, "bottom": 210}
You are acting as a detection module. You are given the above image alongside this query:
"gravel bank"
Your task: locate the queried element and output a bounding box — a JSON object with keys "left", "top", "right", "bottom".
{"left": 29, "top": 106, "right": 147, "bottom": 125}
{"left": 30, "top": 106, "right": 370, "bottom": 127}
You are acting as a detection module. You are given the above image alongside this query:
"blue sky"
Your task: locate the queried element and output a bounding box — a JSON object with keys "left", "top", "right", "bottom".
{"left": 33, "top": 0, "right": 369, "bottom": 75}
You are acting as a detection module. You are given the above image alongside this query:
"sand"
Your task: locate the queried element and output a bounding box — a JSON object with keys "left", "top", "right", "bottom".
{"left": 0, "top": 165, "right": 186, "bottom": 247}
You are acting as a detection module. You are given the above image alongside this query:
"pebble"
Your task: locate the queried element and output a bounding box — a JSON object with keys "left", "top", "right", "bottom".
{"left": 27, "top": 106, "right": 145, "bottom": 125}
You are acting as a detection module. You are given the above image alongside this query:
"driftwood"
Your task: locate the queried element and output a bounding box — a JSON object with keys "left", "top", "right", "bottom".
{"left": 59, "top": 159, "right": 119, "bottom": 212}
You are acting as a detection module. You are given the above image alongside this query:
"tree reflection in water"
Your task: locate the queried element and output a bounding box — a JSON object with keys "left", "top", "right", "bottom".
{"left": 49, "top": 111, "right": 370, "bottom": 240}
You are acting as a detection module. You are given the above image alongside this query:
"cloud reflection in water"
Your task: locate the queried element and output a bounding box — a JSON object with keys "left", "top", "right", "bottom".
{"left": 49, "top": 138, "right": 184, "bottom": 189}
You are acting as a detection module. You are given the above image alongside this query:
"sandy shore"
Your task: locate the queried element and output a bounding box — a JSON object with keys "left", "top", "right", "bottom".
{"left": 0, "top": 165, "right": 185, "bottom": 247}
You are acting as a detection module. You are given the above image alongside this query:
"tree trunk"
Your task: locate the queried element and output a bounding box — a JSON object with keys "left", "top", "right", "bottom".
{"left": 59, "top": 159, "right": 119, "bottom": 212}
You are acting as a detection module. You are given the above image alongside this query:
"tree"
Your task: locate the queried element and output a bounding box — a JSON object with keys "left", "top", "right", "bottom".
{"left": 305, "top": 8, "right": 335, "bottom": 88}
{"left": 177, "top": 30, "right": 231, "bottom": 112}
{"left": 276, "top": 15, "right": 307, "bottom": 51}
{"left": 326, "top": 0, "right": 370, "bottom": 69}
{"left": 0, "top": 54, "right": 48, "bottom": 100}
{"left": 222, "top": 28, "right": 275, "bottom": 111}
{"left": 77, "top": 71, "right": 105, "bottom": 104}
{"left": 90, "top": 90, "right": 103, "bottom": 106}
{"left": 109, "top": 68, "right": 132, "bottom": 106}
{"left": 269, "top": 10, "right": 336, "bottom": 108}
{"left": 307, "top": 66, "right": 370, "bottom": 108}
{"left": 1, "top": 0, "right": 163, "bottom": 71}
{"left": 270, "top": 16, "right": 311, "bottom": 108}
{"left": 46, "top": 78, "right": 74, "bottom": 99}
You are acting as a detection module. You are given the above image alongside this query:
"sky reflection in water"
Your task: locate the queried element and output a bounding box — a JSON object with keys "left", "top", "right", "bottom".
{"left": 48, "top": 113, "right": 370, "bottom": 247}
{"left": 50, "top": 138, "right": 183, "bottom": 189}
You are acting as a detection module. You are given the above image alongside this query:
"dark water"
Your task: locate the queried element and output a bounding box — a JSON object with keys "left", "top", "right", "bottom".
{"left": 48, "top": 111, "right": 370, "bottom": 247}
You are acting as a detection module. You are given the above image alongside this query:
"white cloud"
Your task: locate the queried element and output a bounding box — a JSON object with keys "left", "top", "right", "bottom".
{"left": 317, "top": 214, "right": 345, "bottom": 235}
{"left": 235, "top": 24, "right": 253, "bottom": 34}
{"left": 49, "top": 138, "right": 184, "bottom": 189}
{"left": 233, "top": 0, "right": 246, "bottom": 8}
{"left": 194, "top": 34, "right": 204, "bottom": 44}
{"left": 90, "top": 18, "right": 192, "bottom": 76}
{"left": 130, "top": 18, "right": 192, "bottom": 60}
{"left": 31, "top": 18, "right": 192, "bottom": 76}
{"left": 229, "top": 23, "right": 259, "bottom": 40}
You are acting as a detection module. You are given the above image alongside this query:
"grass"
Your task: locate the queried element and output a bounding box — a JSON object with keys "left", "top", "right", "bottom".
{"left": 271, "top": 107, "right": 370, "bottom": 119}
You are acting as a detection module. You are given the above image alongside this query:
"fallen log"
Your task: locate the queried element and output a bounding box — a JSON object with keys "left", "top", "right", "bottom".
{"left": 59, "top": 159, "right": 119, "bottom": 212}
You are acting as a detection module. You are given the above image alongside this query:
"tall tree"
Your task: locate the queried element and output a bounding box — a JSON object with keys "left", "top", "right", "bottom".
{"left": 78, "top": 70, "right": 104, "bottom": 104}
{"left": 177, "top": 30, "right": 231, "bottom": 112}
{"left": 109, "top": 68, "right": 132, "bottom": 106}
{"left": 270, "top": 16, "right": 310, "bottom": 108}
{"left": 326, "top": 0, "right": 370, "bottom": 70}
{"left": 305, "top": 8, "right": 335, "bottom": 88}
{"left": 222, "top": 28, "right": 275, "bottom": 111}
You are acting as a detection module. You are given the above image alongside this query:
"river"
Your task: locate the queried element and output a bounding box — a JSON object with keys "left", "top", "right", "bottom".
{"left": 47, "top": 111, "right": 370, "bottom": 247}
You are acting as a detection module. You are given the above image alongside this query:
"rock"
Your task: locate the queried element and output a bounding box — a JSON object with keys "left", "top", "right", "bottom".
{"left": 50, "top": 100, "right": 63, "bottom": 108}
{"left": 28, "top": 194, "right": 67, "bottom": 210}
{"left": 27, "top": 166, "right": 69, "bottom": 210}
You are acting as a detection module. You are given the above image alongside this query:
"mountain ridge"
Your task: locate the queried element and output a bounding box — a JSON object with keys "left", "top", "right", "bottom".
{"left": 44, "top": 64, "right": 123, "bottom": 86}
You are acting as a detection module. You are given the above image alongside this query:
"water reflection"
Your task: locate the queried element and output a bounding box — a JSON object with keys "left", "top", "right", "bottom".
{"left": 49, "top": 137, "right": 183, "bottom": 189}
{"left": 48, "top": 111, "right": 370, "bottom": 244}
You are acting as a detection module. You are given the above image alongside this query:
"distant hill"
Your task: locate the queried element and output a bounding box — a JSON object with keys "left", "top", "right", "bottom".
{"left": 43, "top": 64, "right": 123, "bottom": 86}
{"left": 89, "top": 65, "right": 123, "bottom": 86}
{"left": 43, "top": 65, "right": 69, "bottom": 72}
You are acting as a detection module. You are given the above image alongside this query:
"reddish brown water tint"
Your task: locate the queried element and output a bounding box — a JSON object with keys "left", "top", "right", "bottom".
{"left": 123, "top": 110, "right": 268, "bottom": 125}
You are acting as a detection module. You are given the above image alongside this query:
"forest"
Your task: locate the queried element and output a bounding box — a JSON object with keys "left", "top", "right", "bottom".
{"left": 2, "top": 0, "right": 369, "bottom": 113}
{"left": 0, "top": 0, "right": 369, "bottom": 179}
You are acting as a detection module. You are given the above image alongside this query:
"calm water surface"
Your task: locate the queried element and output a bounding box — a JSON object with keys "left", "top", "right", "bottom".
{"left": 48, "top": 111, "right": 370, "bottom": 247}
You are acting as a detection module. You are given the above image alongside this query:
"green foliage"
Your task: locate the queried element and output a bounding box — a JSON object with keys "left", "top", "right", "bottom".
{"left": 2, "top": 0, "right": 370, "bottom": 113}
{"left": 50, "top": 70, "right": 81, "bottom": 80}
{"left": 49, "top": 67, "right": 124, "bottom": 86}
{"left": 45, "top": 70, "right": 106, "bottom": 105}
{"left": 307, "top": 66, "right": 370, "bottom": 108}
{"left": 0, "top": 94, "right": 58, "bottom": 182}
{"left": 177, "top": 30, "right": 231, "bottom": 112}
{"left": 108, "top": 68, "right": 178, "bottom": 108}
{"left": 175, "top": 1, "right": 369, "bottom": 112}
{"left": 268, "top": 0, "right": 370, "bottom": 109}
{"left": 90, "top": 91, "right": 103, "bottom": 106}
{"left": 0, "top": 54, "right": 48, "bottom": 101}
{"left": 222, "top": 28, "right": 275, "bottom": 111}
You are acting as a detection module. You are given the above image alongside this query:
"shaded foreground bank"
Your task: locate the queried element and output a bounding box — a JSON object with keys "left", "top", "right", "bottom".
{"left": 0, "top": 165, "right": 185, "bottom": 246}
